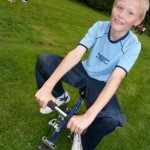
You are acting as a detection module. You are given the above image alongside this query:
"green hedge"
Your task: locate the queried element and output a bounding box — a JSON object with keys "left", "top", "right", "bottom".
{"left": 75, "top": 0, "right": 114, "bottom": 13}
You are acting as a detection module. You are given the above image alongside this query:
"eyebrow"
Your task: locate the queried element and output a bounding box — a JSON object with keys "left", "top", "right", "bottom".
{"left": 116, "top": 1, "right": 137, "bottom": 13}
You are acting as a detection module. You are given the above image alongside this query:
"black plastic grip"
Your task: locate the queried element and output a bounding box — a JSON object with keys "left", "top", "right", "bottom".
{"left": 64, "top": 114, "right": 72, "bottom": 122}
{"left": 47, "top": 100, "right": 73, "bottom": 122}
{"left": 47, "top": 101, "right": 57, "bottom": 110}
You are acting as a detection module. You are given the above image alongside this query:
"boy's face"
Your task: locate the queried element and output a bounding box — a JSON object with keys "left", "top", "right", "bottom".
{"left": 110, "top": 0, "right": 143, "bottom": 35}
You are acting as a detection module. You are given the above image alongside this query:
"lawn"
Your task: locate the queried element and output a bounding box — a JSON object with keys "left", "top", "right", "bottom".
{"left": 0, "top": 0, "right": 150, "bottom": 150}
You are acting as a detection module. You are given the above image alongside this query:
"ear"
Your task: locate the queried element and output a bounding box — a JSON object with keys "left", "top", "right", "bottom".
{"left": 134, "top": 17, "right": 144, "bottom": 26}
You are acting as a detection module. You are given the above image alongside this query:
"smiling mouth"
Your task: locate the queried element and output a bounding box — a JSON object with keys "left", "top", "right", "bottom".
{"left": 115, "top": 18, "right": 124, "bottom": 25}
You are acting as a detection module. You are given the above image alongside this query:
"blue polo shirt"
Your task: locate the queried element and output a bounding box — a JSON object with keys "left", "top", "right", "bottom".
{"left": 79, "top": 21, "right": 141, "bottom": 82}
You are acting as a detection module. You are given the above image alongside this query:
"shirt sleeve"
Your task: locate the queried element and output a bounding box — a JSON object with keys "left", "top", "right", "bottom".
{"left": 78, "top": 21, "right": 102, "bottom": 50}
{"left": 116, "top": 41, "right": 141, "bottom": 74}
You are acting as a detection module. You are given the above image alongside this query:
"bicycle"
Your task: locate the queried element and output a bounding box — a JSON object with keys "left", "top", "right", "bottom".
{"left": 37, "top": 89, "right": 85, "bottom": 150}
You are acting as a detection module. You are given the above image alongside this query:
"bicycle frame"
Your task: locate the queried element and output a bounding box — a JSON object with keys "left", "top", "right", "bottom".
{"left": 40, "top": 98, "right": 83, "bottom": 150}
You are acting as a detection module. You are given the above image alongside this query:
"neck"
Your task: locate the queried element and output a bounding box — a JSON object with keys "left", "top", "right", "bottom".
{"left": 110, "top": 28, "right": 128, "bottom": 41}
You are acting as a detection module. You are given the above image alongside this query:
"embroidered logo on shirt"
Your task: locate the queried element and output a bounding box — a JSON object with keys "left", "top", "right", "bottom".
{"left": 96, "top": 53, "right": 110, "bottom": 65}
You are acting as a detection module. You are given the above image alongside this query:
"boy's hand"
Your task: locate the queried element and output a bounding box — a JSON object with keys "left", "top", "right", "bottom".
{"left": 35, "top": 87, "right": 56, "bottom": 108}
{"left": 67, "top": 113, "right": 93, "bottom": 134}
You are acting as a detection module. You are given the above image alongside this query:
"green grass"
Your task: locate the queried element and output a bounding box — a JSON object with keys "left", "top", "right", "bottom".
{"left": 0, "top": 0, "right": 150, "bottom": 150}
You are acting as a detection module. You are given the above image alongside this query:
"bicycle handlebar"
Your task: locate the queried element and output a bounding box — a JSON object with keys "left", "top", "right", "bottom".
{"left": 47, "top": 101, "right": 72, "bottom": 122}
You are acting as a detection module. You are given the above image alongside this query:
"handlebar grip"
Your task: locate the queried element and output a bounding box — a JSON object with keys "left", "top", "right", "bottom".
{"left": 64, "top": 114, "right": 72, "bottom": 122}
{"left": 47, "top": 100, "right": 69, "bottom": 120}
{"left": 47, "top": 100, "right": 73, "bottom": 122}
{"left": 47, "top": 101, "right": 57, "bottom": 110}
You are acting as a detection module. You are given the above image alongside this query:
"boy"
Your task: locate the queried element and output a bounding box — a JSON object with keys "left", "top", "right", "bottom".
{"left": 35, "top": 0, "right": 149, "bottom": 149}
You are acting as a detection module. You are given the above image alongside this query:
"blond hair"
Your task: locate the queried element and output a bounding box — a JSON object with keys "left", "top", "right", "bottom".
{"left": 113, "top": 0, "right": 150, "bottom": 19}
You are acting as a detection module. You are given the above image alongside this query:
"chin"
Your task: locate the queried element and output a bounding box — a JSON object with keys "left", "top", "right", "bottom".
{"left": 111, "top": 23, "right": 127, "bottom": 32}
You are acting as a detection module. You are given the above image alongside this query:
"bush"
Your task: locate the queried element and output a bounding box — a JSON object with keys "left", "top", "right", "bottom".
{"left": 73, "top": 0, "right": 150, "bottom": 36}
{"left": 75, "top": 0, "right": 113, "bottom": 12}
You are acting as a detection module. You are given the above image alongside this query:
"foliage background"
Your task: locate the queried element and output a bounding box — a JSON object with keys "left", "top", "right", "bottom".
{"left": 74, "top": 0, "right": 150, "bottom": 36}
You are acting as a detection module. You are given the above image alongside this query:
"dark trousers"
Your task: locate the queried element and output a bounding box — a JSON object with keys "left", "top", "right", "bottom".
{"left": 36, "top": 53, "right": 125, "bottom": 150}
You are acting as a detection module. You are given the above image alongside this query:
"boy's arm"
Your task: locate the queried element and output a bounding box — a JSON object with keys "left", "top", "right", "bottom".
{"left": 35, "top": 45, "right": 87, "bottom": 108}
{"left": 67, "top": 67, "right": 126, "bottom": 134}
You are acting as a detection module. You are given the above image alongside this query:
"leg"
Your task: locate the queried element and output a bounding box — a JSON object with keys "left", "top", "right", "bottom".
{"left": 36, "top": 53, "right": 64, "bottom": 97}
{"left": 81, "top": 117, "right": 119, "bottom": 150}
{"left": 81, "top": 78, "right": 125, "bottom": 150}
{"left": 36, "top": 53, "right": 88, "bottom": 97}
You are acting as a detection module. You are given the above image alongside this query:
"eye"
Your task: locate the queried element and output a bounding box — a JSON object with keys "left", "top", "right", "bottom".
{"left": 128, "top": 11, "right": 134, "bottom": 16}
{"left": 118, "top": 6, "right": 122, "bottom": 10}
{"left": 116, "top": 4, "right": 122, "bottom": 10}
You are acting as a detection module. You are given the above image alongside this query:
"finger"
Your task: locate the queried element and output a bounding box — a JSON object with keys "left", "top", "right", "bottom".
{"left": 67, "top": 118, "right": 72, "bottom": 129}
{"left": 78, "top": 128, "right": 84, "bottom": 134}
{"left": 74, "top": 125, "right": 84, "bottom": 134}
{"left": 70, "top": 124, "right": 75, "bottom": 133}
{"left": 74, "top": 127, "right": 80, "bottom": 134}
{"left": 36, "top": 97, "right": 40, "bottom": 102}
{"left": 71, "top": 121, "right": 79, "bottom": 133}
{"left": 35, "top": 96, "right": 39, "bottom": 101}
{"left": 42, "top": 100, "right": 49, "bottom": 108}
{"left": 36, "top": 99, "right": 41, "bottom": 106}
{"left": 67, "top": 121, "right": 75, "bottom": 132}
{"left": 35, "top": 93, "right": 39, "bottom": 100}
{"left": 52, "top": 98, "right": 56, "bottom": 103}
{"left": 39, "top": 100, "right": 44, "bottom": 107}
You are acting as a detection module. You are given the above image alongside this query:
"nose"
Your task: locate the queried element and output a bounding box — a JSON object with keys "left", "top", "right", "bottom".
{"left": 118, "top": 10, "right": 125, "bottom": 19}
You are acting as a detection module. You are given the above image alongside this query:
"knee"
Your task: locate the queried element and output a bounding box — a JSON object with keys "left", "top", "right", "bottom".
{"left": 36, "top": 53, "right": 56, "bottom": 69}
{"left": 36, "top": 53, "right": 63, "bottom": 72}
{"left": 90, "top": 117, "right": 119, "bottom": 133}
{"left": 37, "top": 53, "right": 50, "bottom": 65}
{"left": 103, "top": 117, "right": 119, "bottom": 134}
{"left": 36, "top": 54, "right": 52, "bottom": 74}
